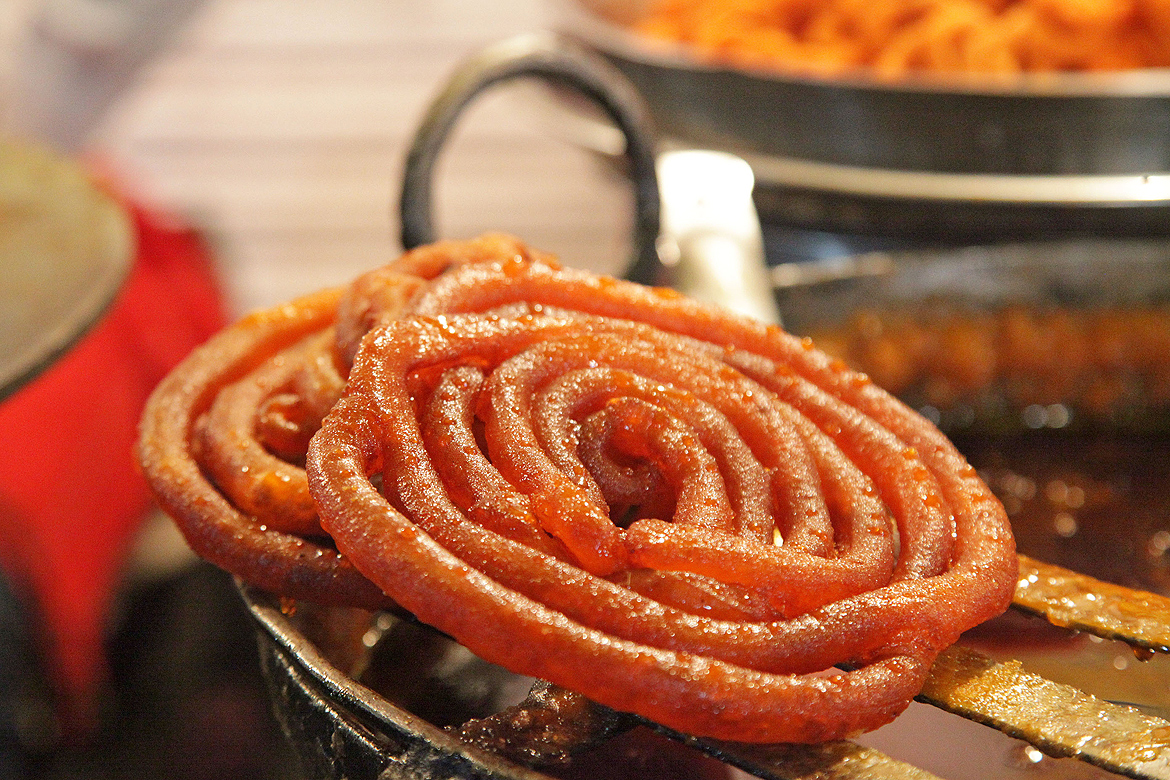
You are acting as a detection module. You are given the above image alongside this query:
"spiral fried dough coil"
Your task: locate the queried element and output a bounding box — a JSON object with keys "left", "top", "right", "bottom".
{"left": 297, "top": 235, "right": 1017, "bottom": 744}
{"left": 137, "top": 236, "right": 573, "bottom": 609}
{"left": 137, "top": 286, "right": 385, "bottom": 608}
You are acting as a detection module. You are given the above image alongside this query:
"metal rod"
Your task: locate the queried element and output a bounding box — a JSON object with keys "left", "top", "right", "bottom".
{"left": 920, "top": 644, "right": 1170, "bottom": 780}
{"left": 1013, "top": 555, "right": 1170, "bottom": 653}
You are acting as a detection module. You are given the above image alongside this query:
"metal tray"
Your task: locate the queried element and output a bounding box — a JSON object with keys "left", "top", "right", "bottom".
{"left": 0, "top": 139, "right": 134, "bottom": 401}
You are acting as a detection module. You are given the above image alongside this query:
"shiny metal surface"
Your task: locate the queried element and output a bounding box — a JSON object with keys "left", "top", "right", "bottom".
{"left": 0, "top": 139, "right": 134, "bottom": 402}
{"left": 552, "top": 1, "right": 1170, "bottom": 238}
{"left": 243, "top": 576, "right": 1170, "bottom": 780}
{"left": 241, "top": 584, "right": 946, "bottom": 780}
{"left": 656, "top": 148, "right": 780, "bottom": 323}
{"left": 557, "top": 0, "right": 1170, "bottom": 178}
{"left": 399, "top": 32, "right": 662, "bottom": 286}
{"left": 772, "top": 237, "right": 1170, "bottom": 434}
{"left": 400, "top": 34, "right": 784, "bottom": 322}
{"left": 243, "top": 585, "right": 556, "bottom": 780}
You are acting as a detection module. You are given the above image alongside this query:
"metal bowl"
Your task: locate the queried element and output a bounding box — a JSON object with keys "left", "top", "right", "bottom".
{"left": 772, "top": 237, "right": 1170, "bottom": 434}
{"left": 243, "top": 585, "right": 553, "bottom": 780}
{"left": 551, "top": 1, "right": 1170, "bottom": 239}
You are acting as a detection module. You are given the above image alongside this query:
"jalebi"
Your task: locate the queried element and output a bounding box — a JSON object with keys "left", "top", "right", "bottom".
{"left": 139, "top": 234, "right": 1016, "bottom": 742}
{"left": 285, "top": 235, "right": 1018, "bottom": 743}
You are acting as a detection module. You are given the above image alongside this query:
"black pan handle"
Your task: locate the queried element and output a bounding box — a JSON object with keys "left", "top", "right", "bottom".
{"left": 399, "top": 32, "right": 662, "bottom": 285}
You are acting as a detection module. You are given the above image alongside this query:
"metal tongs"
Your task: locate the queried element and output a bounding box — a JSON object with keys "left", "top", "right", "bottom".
{"left": 251, "top": 32, "right": 1170, "bottom": 780}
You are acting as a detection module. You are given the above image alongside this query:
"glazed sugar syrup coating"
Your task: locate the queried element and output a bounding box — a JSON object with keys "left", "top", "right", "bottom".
{"left": 135, "top": 237, "right": 488, "bottom": 609}
{"left": 137, "top": 285, "right": 385, "bottom": 608}
{"left": 305, "top": 235, "right": 1018, "bottom": 743}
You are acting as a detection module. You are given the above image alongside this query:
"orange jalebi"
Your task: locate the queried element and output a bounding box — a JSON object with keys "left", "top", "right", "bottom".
{"left": 630, "top": 0, "right": 1170, "bottom": 78}
{"left": 137, "top": 285, "right": 386, "bottom": 608}
{"left": 139, "top": 234, "right": 1016, "bottom": 743}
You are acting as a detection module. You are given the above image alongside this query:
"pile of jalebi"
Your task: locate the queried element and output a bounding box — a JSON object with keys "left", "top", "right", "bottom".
{"left": 630, "top": 0, "right": 1170, "bottom": 78}
{"left": 138, "top": 234, "right": 1016, "bottom": 744}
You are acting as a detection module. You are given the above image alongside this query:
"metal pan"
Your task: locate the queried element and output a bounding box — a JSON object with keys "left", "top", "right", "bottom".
{"left": 239, "top": 32, "right": 1170, "bottom": 780}
{"left": 0, "top": 139, "right": 134, "bottom": 402}
{"left": 399, "top": 32, "right": 780, "bottom": 321}
{"left": 550, "top": 0, "right": 1170, "bottom": 240}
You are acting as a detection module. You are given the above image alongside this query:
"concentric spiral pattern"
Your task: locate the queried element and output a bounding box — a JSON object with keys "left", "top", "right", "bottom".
{"left": 135, "top": 236, "right": 561, "bottom": 609}
{"left": 137, "top": 286, "right": 387, "bottom": 609}
{"left": 303, "top": 235, "right": 1017, "bottom": 743}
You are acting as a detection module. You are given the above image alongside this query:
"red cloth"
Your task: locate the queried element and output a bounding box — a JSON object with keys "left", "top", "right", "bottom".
{"left": 0, "top": 201, "right": 227, "bottom": 730}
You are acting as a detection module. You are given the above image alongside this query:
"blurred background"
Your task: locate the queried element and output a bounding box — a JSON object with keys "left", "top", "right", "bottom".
{"left": 0, "top": 0, "right": 635, "bottom": 306}
{"left": 0, "top": 1, "right": 633, "bottom": 778}
{"left": 4, "top": 1, "right": 1170, "bottom": 778}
